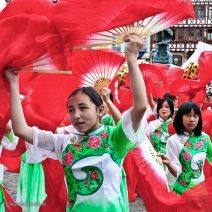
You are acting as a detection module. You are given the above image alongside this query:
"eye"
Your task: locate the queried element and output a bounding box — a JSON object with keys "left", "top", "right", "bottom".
{"left": 80, "top": 106, "right": 88, "bottom": 111}
{"left": 68, "top": 108, "right": 74, "bottom": 113}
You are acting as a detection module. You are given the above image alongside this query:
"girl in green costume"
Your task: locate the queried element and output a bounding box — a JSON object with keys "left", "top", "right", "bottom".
{"left": 160, "top": 101, "right": 212, "bottom": 194}
{"left": 5, "top": 34, "right": 148, "bottom": 211}
{"left": 146, "top": 97, "right": 174, "bottom": 154}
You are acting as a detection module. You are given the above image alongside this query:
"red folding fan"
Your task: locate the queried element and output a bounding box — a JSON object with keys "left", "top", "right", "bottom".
{"left": 165, "top": 66, "right": 184, "bottom": 82}
{"left": 0, "top": 0, "right": 54, "bottom": 19}
{"left": 139, "top": 63, "right": 167, "bottom": 97}
{"left": 0, "top": 14, "right": 49, "bottom": 73}
{"left": 52, "top": 0, "right": 194, "bottom": 49}
{"left": 169, "top": 78, "right": 205, "bottom": 97}
{"left": 68, "top": 49, "right": 125, "bottom": 91}
{"left": 198, "top": 51, "right": 212, "bottom": 84}
{"left": 20, "top": 72, "right": 74, "bottom": 131}
{"left": 19, "top": 49, "right": 124, "bottom": 131}
{"left": 0, "top": 76, "right": 10, "bottom": 141}
{"left": 71, "top": 11, "right": 194, "bottom": 49}
{"left": 202, "top": 110, "right": 212, "bottom": 138}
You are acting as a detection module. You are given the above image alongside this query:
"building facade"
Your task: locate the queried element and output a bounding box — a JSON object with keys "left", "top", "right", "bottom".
{"left": 151, "top": 0, "right": 212, "bottom": 66}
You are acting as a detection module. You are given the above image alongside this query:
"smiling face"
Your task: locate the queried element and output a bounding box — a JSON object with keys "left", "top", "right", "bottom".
{"left": 182, "top": 109, "right": 199, "bottom": 134}
{"left": 159, "top": 101, "right": 171, "bottom": 121}
{"left": 67, "top": 92, "right": 103, "bottom": 133}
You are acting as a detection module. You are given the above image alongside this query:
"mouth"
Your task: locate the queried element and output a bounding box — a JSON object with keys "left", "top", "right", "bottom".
{"left": 188, "top": 124, "right": 195, "bottom": 128}
{"left": 74, "top": 122, "right": 84, "bottom": 126}
{"left": 75, "top": 122, "right": 85, "bottom": 127}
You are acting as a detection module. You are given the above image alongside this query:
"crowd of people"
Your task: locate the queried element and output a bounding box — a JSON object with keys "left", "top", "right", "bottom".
{"left": 0, "top": 2, "right": 211, "bottom": 211}
{"left": 0, "top": 31, "right": 212, "bottom": 211}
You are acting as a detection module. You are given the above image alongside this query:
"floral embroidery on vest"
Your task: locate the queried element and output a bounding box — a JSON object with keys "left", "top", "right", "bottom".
{"left": 150, "top": 121, "right": 172, "bottom": 154}
{"left": 175, "top": 134, "right": 208, "bottom": 189}
{"left": 62, "top": 127, "right": 121, "bottom": 209}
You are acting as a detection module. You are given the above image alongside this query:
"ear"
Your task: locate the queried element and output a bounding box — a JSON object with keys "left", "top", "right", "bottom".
{"left": 97, "top": 105, "right": 105, "bottom": 117}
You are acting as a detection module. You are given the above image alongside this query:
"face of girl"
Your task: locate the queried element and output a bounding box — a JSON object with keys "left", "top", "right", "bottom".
{"left": 67, "top": 92, "right": 103, "bottom": 133}
{"left": 182, "top": 109, "right": 199, "bottom": 134}
{"left": 159, "top": 101, "right": 171, "bottom": 121}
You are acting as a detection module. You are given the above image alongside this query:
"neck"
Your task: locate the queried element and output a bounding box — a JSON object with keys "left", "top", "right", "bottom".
{"left": 85, "top": 123, "right": 102, "bottom": 135}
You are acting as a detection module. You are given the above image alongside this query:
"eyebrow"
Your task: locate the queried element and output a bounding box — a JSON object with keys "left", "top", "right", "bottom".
{"left": 68, "top": 103, "right": 88, "bottom": 108}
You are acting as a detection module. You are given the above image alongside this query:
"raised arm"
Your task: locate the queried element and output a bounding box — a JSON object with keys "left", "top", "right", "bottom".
{"left": 100, "top": 87, "right": 121, "bottom": 124}
{"left": 4, "top": 68, "right": 33, "bottom": 143}
{"left": 125, "top": 34, "right": 148, "bottom": 131}
{"left": 148, "top": 93, "right": 157, "bottom": 112}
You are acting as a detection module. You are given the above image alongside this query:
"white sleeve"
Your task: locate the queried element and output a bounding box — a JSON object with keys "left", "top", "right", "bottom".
{"left": 121, "top": 108, "right": 146, "bottom": 144}
{"left": 166, "top": 136, "right": 182, "bottom": 177}
{"left": 32, "top": 126, "right": 69, "bottom": 154}
{"left": 145, "top": 122, "right": 154, "bottom": 138}
{"left": 1, "top": 133, "right": 19, "bottom": 151}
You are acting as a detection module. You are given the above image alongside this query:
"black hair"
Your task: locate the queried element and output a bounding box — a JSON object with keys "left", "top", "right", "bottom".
{"left": 109, "top": 92, "right": 113, "bottom": 102}
{"left": 173, "top": 101, "right": 202, "bottom": 136}
{"left": 163, "top": 92, "right": 177, "bottom": 101}
{"left": 156, "top": 97, "right": 174, "bottom": 119}
{"left": 67, "top": 87, "right": 103, "bottom": 108}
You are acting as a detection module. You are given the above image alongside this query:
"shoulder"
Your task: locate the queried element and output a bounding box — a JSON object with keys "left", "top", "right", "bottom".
{"left": 167, "top": 134, "right": 181, "bottom": 143}
{"left": 201, "top": 131, "right": 211, "bottom": 140}
{"left": 148, "top": 119, "right": 160, "bottom": 125}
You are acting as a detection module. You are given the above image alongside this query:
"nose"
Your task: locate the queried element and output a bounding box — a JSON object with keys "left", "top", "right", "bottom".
{"left": 189, "top": 116, "right": 195, "bottom": 121}
{"left": 73, "top": 109, "right": 81, "bottom": 119}
{"left": 69, "top": 109, "right": 81, "bottom": 120}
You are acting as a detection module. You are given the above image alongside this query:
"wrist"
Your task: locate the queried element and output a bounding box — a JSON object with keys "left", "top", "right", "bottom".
{"left": 9, "top": 80, "right": 19, "bottom": 89}
{"left": 127, "top": 54, "right": 137, "bottom": 63}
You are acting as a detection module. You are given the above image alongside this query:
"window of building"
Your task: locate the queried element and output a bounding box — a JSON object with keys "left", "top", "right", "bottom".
{"left": 172, "top": 29, "right": 176, "bottom": 40}
{"left": 178, "top": 29, "right": 184, "bottom": 40}
{"left": 197, "top": 5, "right": 205, "bottom": 19}
{"left": 173, "top": 55, "right": 182, "bottom": 66}
{"left": 188, "top": 29, "right": 194, "bottom": 40}
{"left": 196, "top": 29, "right": 204, "bottom": 40}
{"left": 208, "top": 29, "right": 212, "bottom": 40}
{"left": 209, "top": 6, "right": 212, "bottom": 19}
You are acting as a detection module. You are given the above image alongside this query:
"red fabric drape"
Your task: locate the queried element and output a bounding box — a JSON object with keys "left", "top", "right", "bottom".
{"left": 3, "top": 186, "right": 22, "bottom": 212}
{"left": 39, "top": 158, "right": 67, "bottom": 212}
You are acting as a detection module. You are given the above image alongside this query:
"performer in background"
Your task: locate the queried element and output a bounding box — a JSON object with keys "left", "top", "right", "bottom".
{"left": 160, "top": 101, "right": 212, "bottom": 194}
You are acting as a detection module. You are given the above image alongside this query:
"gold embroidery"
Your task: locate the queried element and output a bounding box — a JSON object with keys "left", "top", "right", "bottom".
{"left": 70, "top": 136, "right": 85, "bottom": 151}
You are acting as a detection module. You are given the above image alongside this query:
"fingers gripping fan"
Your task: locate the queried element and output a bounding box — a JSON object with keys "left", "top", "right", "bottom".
{"left": 69, "top": 49, "right": 125, "bottom": 91}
